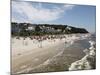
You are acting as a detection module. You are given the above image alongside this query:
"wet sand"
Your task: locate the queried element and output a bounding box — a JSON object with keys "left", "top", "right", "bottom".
{"left": 11, "top": 39, "right": 66, "bottom": 74}
{"left": 25, "top": 39, "right": 90, "bottom": 73}
{"left": 11, "top": 34, "right": 91, "bottom": 74}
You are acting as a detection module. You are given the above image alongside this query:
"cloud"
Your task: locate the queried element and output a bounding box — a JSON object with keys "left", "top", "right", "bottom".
{"left": 12, "top": 1, "right": 75, "bottom": 23}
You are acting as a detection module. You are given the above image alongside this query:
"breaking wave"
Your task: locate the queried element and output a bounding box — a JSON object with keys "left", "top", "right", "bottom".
{"left": 69, "top": 40, "right": 96, "bottom": 70}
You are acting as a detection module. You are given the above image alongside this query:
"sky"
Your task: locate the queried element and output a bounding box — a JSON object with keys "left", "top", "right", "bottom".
{"left": 12, "top": 0, "right": 96, "bottom": 33}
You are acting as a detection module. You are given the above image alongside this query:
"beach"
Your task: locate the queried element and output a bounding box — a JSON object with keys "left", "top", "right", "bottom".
{"left": 11, "top": 33, "right": 95, "bottom": 74}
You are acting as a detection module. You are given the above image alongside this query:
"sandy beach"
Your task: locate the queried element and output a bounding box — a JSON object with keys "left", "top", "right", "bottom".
{"left": 11, "top": 34, "right": 94, "bottom": 74}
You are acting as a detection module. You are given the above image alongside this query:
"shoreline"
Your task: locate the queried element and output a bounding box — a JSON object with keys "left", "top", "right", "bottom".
{"left": 23, "top": 39, "right": 90, "bottom": 74}
{"left": 69, "top": 40, "right": 96, "bottom": 70}
{"left": 11, "top": 33, "right": 94, "bottom": 74}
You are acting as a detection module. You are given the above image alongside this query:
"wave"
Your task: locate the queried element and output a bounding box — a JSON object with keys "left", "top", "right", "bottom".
{"left": 69, "top": 40, "right": 96, "bottom": 70}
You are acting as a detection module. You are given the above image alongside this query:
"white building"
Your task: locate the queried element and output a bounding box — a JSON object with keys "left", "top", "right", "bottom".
{"left": 26, "top": 26, "right": 35, "bottom": 31}
{"left": 66, "top": 26, "right": 72, "bottom": 30}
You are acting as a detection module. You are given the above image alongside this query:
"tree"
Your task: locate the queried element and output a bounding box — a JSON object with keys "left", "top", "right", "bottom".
{"left": 35, "top": 26, "right": 41, "bottom": 32}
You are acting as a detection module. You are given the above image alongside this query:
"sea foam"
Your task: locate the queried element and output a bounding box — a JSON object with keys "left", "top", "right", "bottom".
{"left": 69, "top": 40, "right": 96, "bottom": 70}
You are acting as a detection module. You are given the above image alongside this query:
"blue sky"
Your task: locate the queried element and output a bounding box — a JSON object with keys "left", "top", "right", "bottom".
{"left": 12, "top": 1, "right": 96, "bottom": 33}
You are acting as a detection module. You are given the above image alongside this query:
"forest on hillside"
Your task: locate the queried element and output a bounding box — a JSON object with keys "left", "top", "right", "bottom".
{"left": 11, "top": 22, "right": 88, "bottom": 37}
